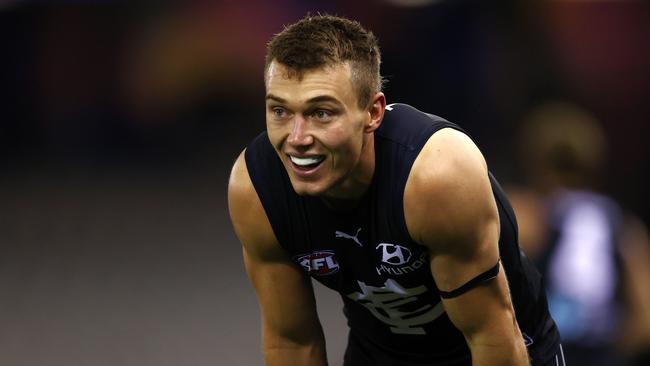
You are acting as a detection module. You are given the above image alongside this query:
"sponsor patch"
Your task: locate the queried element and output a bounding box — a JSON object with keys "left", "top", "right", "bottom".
{"left": 377, "top": 243, "right": 412, "bottom": 265}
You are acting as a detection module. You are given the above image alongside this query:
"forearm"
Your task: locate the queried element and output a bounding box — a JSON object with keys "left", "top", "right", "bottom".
{"left": 439, "top": 263, "right": 530, "bottom": 365}
{"left": 466, "top": 333, "right": 529, "bottom": 366}
{"left": 263, "top": 327, "right": 328, "bottom": 366}
{"left": 464, "top": 306, "right": 530, "bottom": 365}
{"left": 263, "top": 338, "right": 328, "bottom": 366}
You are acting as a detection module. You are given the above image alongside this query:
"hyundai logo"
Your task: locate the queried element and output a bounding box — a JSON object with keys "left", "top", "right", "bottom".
{"left": 376, "top": 243, "right": 412, "bottom": 266}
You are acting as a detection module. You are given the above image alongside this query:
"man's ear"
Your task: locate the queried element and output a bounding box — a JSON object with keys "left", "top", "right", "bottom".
{"left": 365, "top": 92, "right": 386, "bottom": 133}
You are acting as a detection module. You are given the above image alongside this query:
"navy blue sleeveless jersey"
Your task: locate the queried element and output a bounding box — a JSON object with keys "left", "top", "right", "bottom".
{"left": 245, "top": 103, "right": 560, "bottom": 365}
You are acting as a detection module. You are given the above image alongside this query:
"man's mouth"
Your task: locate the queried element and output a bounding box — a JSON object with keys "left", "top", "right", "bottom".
{"left": 289, "top": 155, "right": 325, "bottom": 170}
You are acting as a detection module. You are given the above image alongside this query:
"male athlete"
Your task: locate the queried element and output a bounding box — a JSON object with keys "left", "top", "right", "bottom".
{"left": 228, "top": 15, "right": 562, "bottom": 365}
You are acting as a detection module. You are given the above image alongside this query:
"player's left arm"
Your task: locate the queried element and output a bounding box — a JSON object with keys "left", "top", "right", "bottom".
{"left": 404, "top": 128, "right": 529, "bottom": 365}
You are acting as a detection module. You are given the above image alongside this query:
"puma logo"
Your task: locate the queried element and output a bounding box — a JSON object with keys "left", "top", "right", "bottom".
{"left": 335, "top": 228, "right": 363, "bottom": 247}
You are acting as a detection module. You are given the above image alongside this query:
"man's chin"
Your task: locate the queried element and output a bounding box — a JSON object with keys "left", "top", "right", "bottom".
{"left": 289, "top": 179, "right": 329, "bottom": 197}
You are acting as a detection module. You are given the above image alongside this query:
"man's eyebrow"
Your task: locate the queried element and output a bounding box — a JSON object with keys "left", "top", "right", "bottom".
{"left": 265, "top": 94, "right": 287, "bottom": 103}
{"left": 266, "top": 94, "right": 287, "bottom": 103}
{"left": 305, "top": 95, "right": 344, "bottom": 106}
{"left": 265, "top": 94, "right": 345, "bottom": 107}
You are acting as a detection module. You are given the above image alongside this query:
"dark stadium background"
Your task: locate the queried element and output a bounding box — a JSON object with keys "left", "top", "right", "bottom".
{"left": 1, "top": 1, "right": 649, "bottom": 365}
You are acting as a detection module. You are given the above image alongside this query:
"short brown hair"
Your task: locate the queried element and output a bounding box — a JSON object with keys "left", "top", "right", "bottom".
{"left": 265, "top": 14, "right": 383, "bottom": 109}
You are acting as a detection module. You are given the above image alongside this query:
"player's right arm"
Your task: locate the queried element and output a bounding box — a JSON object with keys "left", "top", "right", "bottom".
{"left": 228, "top": 150, "right": 328, "bottom": 366}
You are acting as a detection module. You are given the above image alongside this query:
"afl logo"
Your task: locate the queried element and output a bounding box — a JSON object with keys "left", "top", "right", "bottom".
{"left": 376, "top": 243, "right": 412, "bottom": 266}
{"left": 294, "top": 251, "right": 340, "bottom": 276}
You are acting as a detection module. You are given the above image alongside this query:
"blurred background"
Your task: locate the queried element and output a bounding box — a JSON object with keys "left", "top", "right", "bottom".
{"left": 1, "top": 0, "right": 649, "bottom": 365}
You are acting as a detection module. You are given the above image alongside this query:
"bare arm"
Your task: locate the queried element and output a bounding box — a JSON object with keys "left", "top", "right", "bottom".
{"left": 405, "top": 129, "right": 529, "bottom": 365}
{"left": 228, "top": 151, "right": 328, "bottom": 366}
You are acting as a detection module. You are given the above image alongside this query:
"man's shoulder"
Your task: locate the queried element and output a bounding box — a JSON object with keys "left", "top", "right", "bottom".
{"left": 243, "top": 130, "right": 286, "bottom": 186}
{"left": 228, "top": 149, "right": 282, "bottom": 258}
{"left": 245, "top": 131, "right": 274, "bottom": 160}
{"left": 409, "top": 128, "right": 486, "bottom": 189}
{"left": 227, "top": 147, "right": 277, "bottom": 220}
{"left": 228, "top": 150, "right": 258, "bottom": 214}
{"left": 404, "top": 128, "right": 492, "bottom": 247}
{"left": 377, "top": 103, "right": 479, "bottom": 190}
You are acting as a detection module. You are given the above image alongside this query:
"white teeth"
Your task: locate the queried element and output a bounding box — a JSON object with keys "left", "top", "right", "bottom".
{"left": 289, "top": 155, "right": 324, "bottom": 167}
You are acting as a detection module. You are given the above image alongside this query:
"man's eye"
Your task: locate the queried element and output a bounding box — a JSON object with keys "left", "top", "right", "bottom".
{"left": 312, "top": 110, "right": 332, "bottom": 121}
{"left": 272, "top": 108, "right": 287, "bottom": 118}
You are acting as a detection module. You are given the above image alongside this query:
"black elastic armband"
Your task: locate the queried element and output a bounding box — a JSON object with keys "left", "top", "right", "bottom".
{"left": 438, "top": 259, "right": 501, "bottom": 299}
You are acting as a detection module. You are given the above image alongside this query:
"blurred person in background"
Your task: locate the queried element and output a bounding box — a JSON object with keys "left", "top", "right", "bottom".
{"left": 617, "top": 217, "right": 650, "bottom": 366}
{"left": 229, "top": 14, "right": 562, "bottom": 365}
{"left": 508, "top": 102, "right": 650, "bottom": 366}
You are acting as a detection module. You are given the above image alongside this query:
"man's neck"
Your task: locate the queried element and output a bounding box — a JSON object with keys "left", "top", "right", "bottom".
{"left": 321, "top": 134, "right": 376, "bottom": 210}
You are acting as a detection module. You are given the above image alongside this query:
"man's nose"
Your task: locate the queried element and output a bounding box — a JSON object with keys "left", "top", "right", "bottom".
{"left": 287, "top": 116, "right": 314, "bottom": 146}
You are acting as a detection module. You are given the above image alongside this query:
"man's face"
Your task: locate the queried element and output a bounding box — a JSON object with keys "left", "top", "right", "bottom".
{"left": 265, "top": 61, "right": 372, "bottom": 198}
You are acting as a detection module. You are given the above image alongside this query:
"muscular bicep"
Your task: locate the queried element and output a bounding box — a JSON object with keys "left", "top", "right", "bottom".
{"left": 404, "top": 129, "right": 520, "bottom": 340}
{"left": 405, "top": 129, "right": 501, "bottom": 291}
{"left": 228, "top": 150, "right": 323, "bottom": 343}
